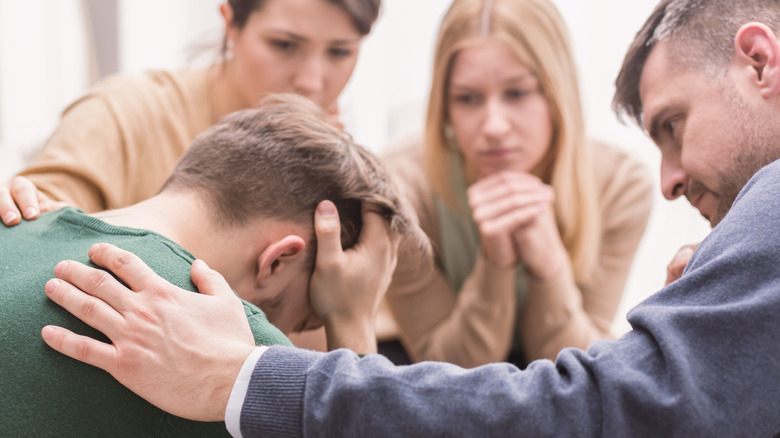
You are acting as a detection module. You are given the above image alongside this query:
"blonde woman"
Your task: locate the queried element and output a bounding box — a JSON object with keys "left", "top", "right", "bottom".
{"left": 382, "top": 0, "right": 653, "bottom": 368}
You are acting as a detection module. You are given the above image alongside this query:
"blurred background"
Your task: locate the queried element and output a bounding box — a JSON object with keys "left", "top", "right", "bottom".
{"left": 0, "top": 0, "right": 710, "bottom": 334}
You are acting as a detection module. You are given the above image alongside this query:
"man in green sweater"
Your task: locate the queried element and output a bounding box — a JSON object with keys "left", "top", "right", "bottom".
{"left": 0, "top": 94, "right": 423, "bottom": 437}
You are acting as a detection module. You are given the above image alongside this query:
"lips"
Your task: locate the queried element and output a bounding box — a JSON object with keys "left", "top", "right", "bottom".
{"left": 479, "top": 148, "right": 517, "bottom": 160}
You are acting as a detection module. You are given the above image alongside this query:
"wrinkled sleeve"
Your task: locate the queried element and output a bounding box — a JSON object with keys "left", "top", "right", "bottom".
{"left": 20, "top": 94, "right": 128, "bottom": 212}
{"left": 241, "top": 161, "right": 780, "bottom": 436}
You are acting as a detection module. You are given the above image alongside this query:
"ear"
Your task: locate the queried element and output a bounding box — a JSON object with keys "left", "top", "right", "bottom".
{"left": 256, "top": 235, "right": 307, "bottom": 287}
{"left": 219, "top": 2, "right": 238, "bottom": 45}
{"left": 735, "top": 22, "right": 780, "bottom": 98}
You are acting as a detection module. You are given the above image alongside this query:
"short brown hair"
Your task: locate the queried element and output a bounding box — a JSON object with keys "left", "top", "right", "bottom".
{"left": 163, "top": 94, "right": 429, "bottom": 267}
{"left": 613, "top": 0, "right": 780, "bottom": 126}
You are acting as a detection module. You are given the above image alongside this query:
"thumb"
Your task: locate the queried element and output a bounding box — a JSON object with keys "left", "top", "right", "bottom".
{"left": 191, "top": 259, "right": 233, "bottom": 297}
{"left": 315, "top": 200, "right": 343, "bottom": 262}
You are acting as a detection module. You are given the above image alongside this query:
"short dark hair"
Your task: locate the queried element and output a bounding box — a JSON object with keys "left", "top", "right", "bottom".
{"left": 163, "top": 94, "right": 429, "bottom": 269}
{"left": 613, "top": 0, "right": 780, "bottom": 127}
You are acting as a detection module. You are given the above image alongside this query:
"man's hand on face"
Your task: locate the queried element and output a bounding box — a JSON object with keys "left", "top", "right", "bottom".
{"left": 41, "top": 243, "right": 257, "bottom": 422}
{"left": 0, "top": 175, "right": 67, "bottom": 226}
{"left": 665, "top": 242, "right": 700, "bottom": 286}
{"left": 309, "top": 200, "right": 399, "bottom": 354}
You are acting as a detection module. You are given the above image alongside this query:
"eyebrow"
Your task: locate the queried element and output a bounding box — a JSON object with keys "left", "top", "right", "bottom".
{"left": 646, "top": 108, "right": 667, "bottom": 143}
{"left": 265, "top": 29, "right": 361, "bottom": 45}
{"left": 449, "top": 72, "right": 537, "bottom": 90}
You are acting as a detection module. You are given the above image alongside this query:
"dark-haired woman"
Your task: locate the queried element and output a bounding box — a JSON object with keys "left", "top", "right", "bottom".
{"left": 0, "top": 0, "right": 380, "bottom": 220}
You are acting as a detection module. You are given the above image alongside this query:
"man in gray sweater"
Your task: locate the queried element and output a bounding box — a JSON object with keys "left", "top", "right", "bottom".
{"left": 38, "top": 0, "right": 780, "bottom": 435}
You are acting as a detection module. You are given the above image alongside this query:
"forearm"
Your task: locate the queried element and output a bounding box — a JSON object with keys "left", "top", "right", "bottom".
{"left": 520, "top": 260, "right": 613, "bottom": 361}
{"left": 21, "top": 170, "right": 106, "bottom": 212}
{"left": 242, "top": 330, "right": 735, "bottom": 438}
{"left": 323, "top": 317, "right": 377, "bottom": 354}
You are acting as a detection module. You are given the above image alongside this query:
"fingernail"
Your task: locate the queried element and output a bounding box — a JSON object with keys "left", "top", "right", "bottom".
{"left": 53, "top": 261, "right": 68, "bottom": 276}
{"left": 45, "top": 278, "right": 61, "bottom": 294}
{"left": 193, "top": 259, "right": 209, "bottom": 269}
{"left": 88, "top": 244, "right": 100, "bottom": 258}
{"left": 3, "top": 211, "right": 17, "bottom": 224}
{"left": 318, "top": 201, "right": 337, "bottom": 216}
{"left": 42, "top": 326, "right": 55, "bottom": 341}
{"left": 24, "top": 207, "right": 37, "bottom": 219}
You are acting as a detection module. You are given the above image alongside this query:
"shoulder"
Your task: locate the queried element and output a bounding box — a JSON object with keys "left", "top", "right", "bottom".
{"left": 382, "top": 134, "right": 431, "bottom": 198}
{"left": 691, "top": 160, "right": 780, "bottom": 262}
{"left": 589, "top": 140, "right": 653, "bottom": 201}
{"left": 241, "top": 301, "right": 294, "bottom": 347}
{"left": 589, "top": 140, "right": 652, "bottom": 193}
{"left": 91, "top": 68, "right": 209, "bottom": 102}
{"left": 62, "top": 67, "right": 211, "bottom": 129}
{"left": 381, "top": 134, "right": 435, "bottom": 216}
{"left": 382, "top": 134, "right": 426, "bottom": 174}
{"left": 380, "top": 134, "right": 441, "bottom": 249}
{"left": 722, "top": 158, "right": 780, "bottom": 231}
{"left": 588, "top": 139, "right": 654, "bottom": 228}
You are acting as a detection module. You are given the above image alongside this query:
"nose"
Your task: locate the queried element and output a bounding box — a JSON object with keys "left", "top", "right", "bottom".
{"left": 659, "top": 151, "right": 688, "bottom": 200}
{"left": 482, "top": 98, "right": 511, "bottom": 140}
{"left": 293, "top": 55, "right": 325, "bottom": 99}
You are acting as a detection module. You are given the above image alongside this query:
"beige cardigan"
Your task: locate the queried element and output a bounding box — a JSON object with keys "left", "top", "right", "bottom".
{"left": 20, "top": 68, "right": 213, "bottom": 213}
{"left": 382, "top": 138, "right": 654, "bottom": 368}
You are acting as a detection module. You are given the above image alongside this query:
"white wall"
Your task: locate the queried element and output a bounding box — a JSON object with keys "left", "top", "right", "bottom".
{"left": 0, "top": 0, "right": 90, "bottom": 156}
{"left": 0, "top": 0, "right": 711, "bottom": 334}
{"left": 118, "top": 0, "right": 224, "bottom": 73}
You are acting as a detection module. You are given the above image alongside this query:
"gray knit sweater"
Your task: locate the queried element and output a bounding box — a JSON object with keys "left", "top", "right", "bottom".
{"left": 240, "top": 159, "right": 780, "bottom": 437}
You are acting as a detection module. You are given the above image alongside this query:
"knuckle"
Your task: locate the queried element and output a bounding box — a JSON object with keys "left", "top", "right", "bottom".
{"left": 207, "top": 268, "right": 226, "bottom": 282}
{"left": 80, "top": 298, "right": 98, "bottom": 319}
{"left": 9, "top": 177, "right": 30, "bottom": 196}
{"left": 319, "top": 221, "right": 341, "bottom": 236}
{"left": 147, "top": 281, "right": 176, "bottom": 299}
{"left": 109, "top": 251, "right": 136, "bottom": 273}
{"left": 9, "top": 175, "right": 26, "bottom": 187}
{"left": 87, "top": 270, "right": 112, "bottom": 291}
{"left": 76, "top": 338, "right": 93, "bottom": 361}
{"left": 480, "top": 224, "right": 500, "bottom": 239}
{"left": 316, "top": 257, "right": 341, "bottom": 272}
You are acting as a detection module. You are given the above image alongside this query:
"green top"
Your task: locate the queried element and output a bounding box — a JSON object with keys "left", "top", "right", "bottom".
{"left": 0, "top": 207, "right": 291, "bottom": 437}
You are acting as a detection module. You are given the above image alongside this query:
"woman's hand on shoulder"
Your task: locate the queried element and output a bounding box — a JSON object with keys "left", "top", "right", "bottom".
{"left": 467, "top": 171, "right": 553, "bottom": 268}
{"left": 1, "top": 176, "right": 67, "bottom": 226}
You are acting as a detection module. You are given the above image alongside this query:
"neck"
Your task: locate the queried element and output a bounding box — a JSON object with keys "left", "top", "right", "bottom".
{"left": 92, "top": 192, "right": 222, "bottom": 263}
{"left": 209, "top": 62, "right": 252, "bottom": 123}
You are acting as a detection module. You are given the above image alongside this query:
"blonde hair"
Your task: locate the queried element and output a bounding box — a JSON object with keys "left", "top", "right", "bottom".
{"left": 424, "top": 0, "right": 600, "bottom": 286}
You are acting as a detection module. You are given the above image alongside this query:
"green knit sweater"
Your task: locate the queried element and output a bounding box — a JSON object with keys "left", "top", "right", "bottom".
{"left": 0, "top": 207, "right": 292, "bottom": 437}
